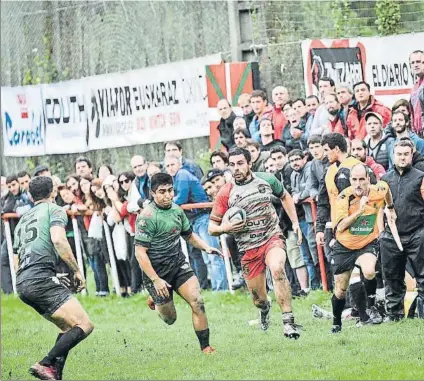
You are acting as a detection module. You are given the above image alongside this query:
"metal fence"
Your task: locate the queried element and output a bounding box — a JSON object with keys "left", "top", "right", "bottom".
{"left": 1, "top": 0, "right": 423, "bottom": 176}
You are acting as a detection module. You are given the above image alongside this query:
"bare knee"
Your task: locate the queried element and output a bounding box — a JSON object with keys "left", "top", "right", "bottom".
{"left": 362, "top": 270, "right": 375, "bottom": 280}
{"left": 80, "top": 321, "right": 94, "bottom": 336}
{"left": 190, "top": 296, "right": 206, "bottom": 315}
{"left": 335, "top": 288, "right": 347, "bottom": 299}
{"left": 162, "top": 314, "right": 177, "bottom": 325}
{"left": 253, "top": 298, "right": 269, "bottom": 310}
{"left": 270, "top": 264, "right": 287, "bottom": 282}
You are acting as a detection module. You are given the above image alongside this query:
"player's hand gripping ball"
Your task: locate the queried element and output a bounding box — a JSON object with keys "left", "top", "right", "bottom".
{"left": 223, "top": 207, "right": 247, "bottom": 233}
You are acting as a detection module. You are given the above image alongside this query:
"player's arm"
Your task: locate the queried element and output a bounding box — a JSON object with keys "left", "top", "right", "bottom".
{"left": 50, "top": 226, "right": 85, "bottom": 291}
{"left": 208, "top": 185, "right": 243, "bottom": 236}
{"left": 187, "top": 233, "right": 222, "bottom": 257}
{"left": 335, "top": 192, "right": 367, "bottom": 233}
{"left": 280, "top": 191, "right": 302, "bottom": 245}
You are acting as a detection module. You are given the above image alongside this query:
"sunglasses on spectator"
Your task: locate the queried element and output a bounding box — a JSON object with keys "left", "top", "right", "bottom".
{"left": 119, "top": 179, "right": 130, "bottom": 185}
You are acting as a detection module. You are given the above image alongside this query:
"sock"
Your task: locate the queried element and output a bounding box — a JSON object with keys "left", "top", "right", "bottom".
{"left": 282, "top": 311, "right": 294, "bottom": 324}
{"left": 260, "top": 301, "right": 270, "bottom": 313}
{"left": 195, "top": 328, "right": 210, "bottom": 350}
{"left": 40, "top": 327, "right": 86, "bottom": 366}
{"left": 331, "top": 295, "right": 346, "bottom": 326}
{"left": 363, "top": 277, "right": 377, "bottom": 308}
{"left": 376, "top": 270, "right": 384, "bottom": 289}
{"left": 349, "top": 282, "right": 369, "bottom": 322}
{"left": 54, "top": 333, "right": 69, "bottom": 379}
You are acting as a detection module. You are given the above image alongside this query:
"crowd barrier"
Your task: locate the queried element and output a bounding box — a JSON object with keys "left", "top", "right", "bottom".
{"left": 1, "top": 199, "right": 328, "bottom": 296}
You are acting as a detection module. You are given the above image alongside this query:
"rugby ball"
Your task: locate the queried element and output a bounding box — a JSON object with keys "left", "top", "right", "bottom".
{"left": 223, "top": 207, "right": 247, "bottom": 225}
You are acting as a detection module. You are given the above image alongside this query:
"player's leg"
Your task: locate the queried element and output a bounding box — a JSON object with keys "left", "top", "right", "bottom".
{"left": 245, "top": 271, "right": 270, "bottom": 330}
{"left": 144, "top": 278, "right": 177, "bottom": 325}
{"left": 356, "top": 252, "right": 382, "bottom": 324}
{"left": 176, "top": 275, "right": 214, "bottom": 353}
{"left": 265, "top": 246, "right": 301, "bottom": 339}
{"left": 30, "top": 296, "right": 94, "bottom": 380}
{"left": 331, "top": 271, "right": 351, "bottom": 332}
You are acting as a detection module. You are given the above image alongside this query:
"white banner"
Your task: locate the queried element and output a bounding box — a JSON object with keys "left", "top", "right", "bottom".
{"left": 86, "top": 54, "right": 222, "bottom": 151}
{"left": 1, "top": 86, "right": 45, "bottom": 157}
{"left": 301, "top": 32, "right": 424, "bottom": 107}
{"left": 42, "top": 80, "right": 88, "bottom": 154}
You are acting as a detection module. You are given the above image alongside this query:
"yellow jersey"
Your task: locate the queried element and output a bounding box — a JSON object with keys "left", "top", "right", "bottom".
{"left": 334, "top": 181, "right": 389, "bottom": 250}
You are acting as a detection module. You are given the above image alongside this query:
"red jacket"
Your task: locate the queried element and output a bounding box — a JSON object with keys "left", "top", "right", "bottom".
{"left": 119, "top": 200, "right": 137, "bottom": 233}
{"left": 365, "top": 156, "right": 386, "bottom": 180}
{"left": 328, "top": 109, "right": 365, "bottom": 140}
{"left": 350, "top": 96, "right": 392, "bottom": 132}
{"left": 271, "top": 105, "right": 287, "bottom": 140}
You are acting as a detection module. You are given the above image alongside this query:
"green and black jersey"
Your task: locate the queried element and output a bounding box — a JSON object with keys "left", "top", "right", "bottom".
{"left": 134, "top": 202, "right": 192, "bottom": 275}
{"left": 13, "top": 202, "right": 68, "bottom": 282}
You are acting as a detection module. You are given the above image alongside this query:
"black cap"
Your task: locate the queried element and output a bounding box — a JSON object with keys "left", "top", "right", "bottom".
{"left": 206, "top": 169, "right": 224, "bottom": 182}
{"left": 34, "top": 165, "right": 49, "bottom": 176}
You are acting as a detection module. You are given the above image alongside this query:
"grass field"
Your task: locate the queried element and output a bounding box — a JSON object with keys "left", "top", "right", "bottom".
{"left": 1, "top": 289, "right": 423, "bottom": 380}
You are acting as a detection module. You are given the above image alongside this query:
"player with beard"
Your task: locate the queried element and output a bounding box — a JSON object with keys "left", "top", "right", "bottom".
{"left": 208, "top": 148, "right": 303, "bottom": 338}
{"left": 330, "top": 164, "right": 395, "bottom": 333}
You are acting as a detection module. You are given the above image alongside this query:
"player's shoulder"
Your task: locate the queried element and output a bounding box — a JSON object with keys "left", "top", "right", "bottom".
{"left": 138, "top": 202, "right": 157, "bottom": 220}
{"left": 337, "top": 185, "right": 354, "bottom": 200}
{"left": 254, "top": 172, "right": 278, "bottom": 185}
{"left": 216, "top": 182, "right": 233, "bottom": 198}
{"left": 370, "top": 181, "right": 389, "bottom": 195}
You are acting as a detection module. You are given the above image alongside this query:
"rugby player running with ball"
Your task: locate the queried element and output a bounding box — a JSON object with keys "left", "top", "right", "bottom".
{"left": 208, "top": 147, "right": 303, "bottom": 338}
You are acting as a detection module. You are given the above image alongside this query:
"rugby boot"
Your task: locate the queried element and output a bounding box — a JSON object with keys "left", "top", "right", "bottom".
{"left": 202, "top": 346, "right": 216, "bottom": 354}
{"left": 312, "top": 304, "right": 332, "bottom": 319}
{"left": 147, "top": 296, "right": 155, "bottom": 311}
{"left": 283, "top": 313, "right": 301, "bottom": 339}
{"left": 259, "top": 305, "right": 271, "bottom": 331}
{"left": 330, "top": 325, "right": 342, "bottom": 334}
{"left": 366, "top": 306, "right": 383, "bottom": 324}
{"left": 29, "top": 363, "right": 57, "bottom": 380}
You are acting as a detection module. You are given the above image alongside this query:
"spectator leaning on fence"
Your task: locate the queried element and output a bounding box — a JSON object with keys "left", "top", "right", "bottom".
{"left": 209, "top": 151, "right": 232, "bottom": 182}
{"left": 164, "top": 141, "right": 204, "bottom": 180}
{"left": 164, "top": 155, "right": 228, "bottom": 291}
{"left": 306, "top": 135, "right": 328, "bottom": 201}
{"left": 409, "top": 50, "right": 424, "bottom": 137}
{"left": 128, "top": 155, "right": 148, "bottom": 213}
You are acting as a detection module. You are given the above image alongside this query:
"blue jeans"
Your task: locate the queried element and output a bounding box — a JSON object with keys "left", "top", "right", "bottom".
{"left": 299, "top": 220, "right": 320, "bottom": 289}
{"left": 87, "top": 254, "right": 109, "bottom": 293}
{"left": 192, "top": 214, "right": 228, "bottom": 291}
{"left": 1, "top": 240, "right": 13, "bottom": 294}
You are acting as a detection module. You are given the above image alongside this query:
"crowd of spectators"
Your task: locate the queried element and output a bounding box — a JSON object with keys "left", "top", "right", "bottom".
{"left": 1, "top": 49, "right": 423, "bottom": 303}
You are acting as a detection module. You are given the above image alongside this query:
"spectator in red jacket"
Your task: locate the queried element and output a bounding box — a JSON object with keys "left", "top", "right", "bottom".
{"left": 325, "top": 93, "right": 364, "bottom": 139}
{"left": 351, "top": 81, "right": 391, "bottom": 129}
{"left": 271, "top": 86, "right": 289, "bottom": 140}
{"left": 409, "top": 50, "right": 424, "bottom": 137}
{"left": 351, "top": 139, "right": 386, "bottom": 180}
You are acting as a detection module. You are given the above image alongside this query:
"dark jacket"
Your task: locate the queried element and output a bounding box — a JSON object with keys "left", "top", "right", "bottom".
{"left": 261, "top": 139, "right": 285, "bottom": 152}
{"left": 244, "top": 110, "right": 255, "bottom": 128}
{"left": 252, "top": 151, "right": 270, "bottom": 172}
{"left": 1, "top": 192, "right": 19, "bottom": 239}
{"left": 307, "top": 157, "right": 329, "bottom": 200}
{"left": 218, "top": 112, "right": 237, "bottom": 150}
{"left": 182, "top": 158, "right": 203, "bottom": 180}
{"left": 382, "top": 166, "right": 424, "bottom": 235}
{"left": 413, "top": 151, "right": 424, "bottom": 172}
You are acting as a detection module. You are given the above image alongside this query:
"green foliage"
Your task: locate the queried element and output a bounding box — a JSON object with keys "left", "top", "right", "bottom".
{"left": 375, "top": 0, "right": 401, "bottom": 36}
{"left": 330, "top": 0, "right": 357, "bottom": 38}
{"left": 2, "top": 291, "right": 424, "bottom": 379}
{"left": 22, "top": 20, "right": 70, "bottom": 85}
{"left": 195, "top": 149, "right": 212, "bottom": 174}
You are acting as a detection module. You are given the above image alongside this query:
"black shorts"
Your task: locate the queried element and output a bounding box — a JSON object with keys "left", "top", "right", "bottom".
{"left": 330, "top": 240, "right": 378, "bottom": 275}
{"left": 143, "top": 261, "right": 195, "bottom": 306}
{"left": 16, "top": 277, "right": 72, "bottom": 318}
